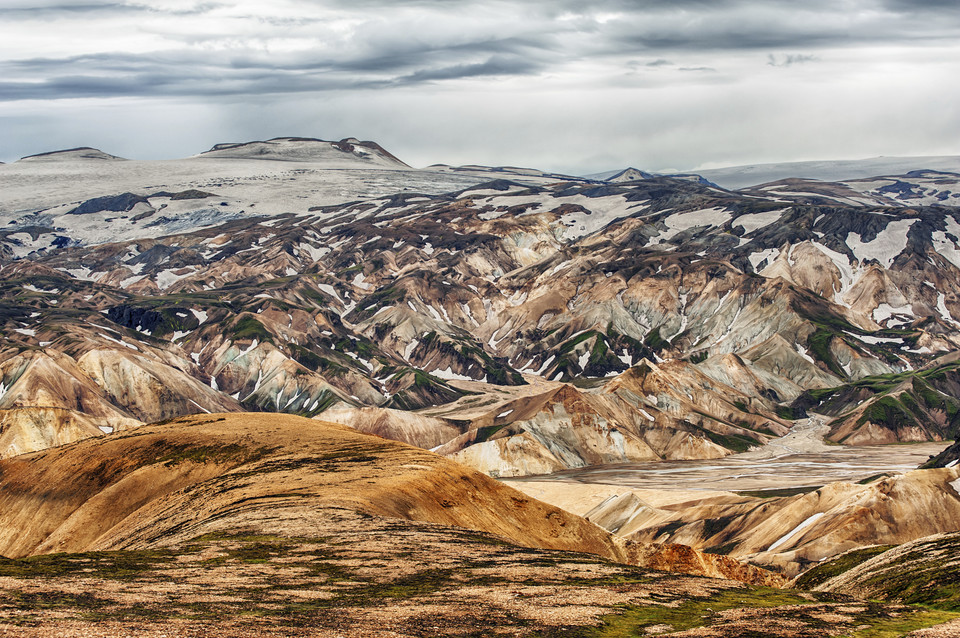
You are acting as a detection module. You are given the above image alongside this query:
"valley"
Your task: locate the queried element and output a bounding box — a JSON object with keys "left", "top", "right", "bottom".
{"left": 509, "top": 418, "right": 949, "bottom": 493}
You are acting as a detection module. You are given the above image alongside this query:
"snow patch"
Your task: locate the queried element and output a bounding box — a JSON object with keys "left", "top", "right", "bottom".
{"left": 846, "top": 218, "right": 916, "bottom": 269}
{"left": 654, "top": 207, "right": 732, "bottom": 245}
{"left": 749, "top": 248, "right": 780, "bottom": 271}
{"left": 733, "top": 209, "right": 786, "bottom": 234}
{"left": 403, "top": 339, "right": 419, "bottom": 360}
{"left": 949, "top": 477, "right": 960, "bottom": 498}
{"left": 873, "top": 302, "right": 914, "bottom": 325}
{"left": 431, "top": 367, "right": 474, "bottom": 382}
{"left": 23, "top": 284, "right": 59, "bottom": 294}
{"left": 937, "top": 293, "right": 960, "bottom": 327}
{"left": 767, "top": 513, "right": 825, "bottom": 552}
{"left": 317, "top": 284, "right": 343, "bottom": 304}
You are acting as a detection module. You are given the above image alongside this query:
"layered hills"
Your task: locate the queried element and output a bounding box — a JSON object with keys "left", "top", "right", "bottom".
{"left": 586, "top": 467, "right": 960, "bottom": 578}
{"left": 2, "top": 140, "right": 960, "bottom": 476}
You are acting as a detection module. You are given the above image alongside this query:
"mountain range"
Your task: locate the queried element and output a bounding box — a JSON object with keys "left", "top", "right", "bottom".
{"left": 3, "top": 138, "right": 960, "bottom": 473}
{"left": 2, "top": 137, "right": 960, "bottom": 633}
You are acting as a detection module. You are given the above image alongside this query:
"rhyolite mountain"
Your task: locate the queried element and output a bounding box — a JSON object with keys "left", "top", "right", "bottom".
{"left": 2, "top": 138, "right": 960, "bottom": 476}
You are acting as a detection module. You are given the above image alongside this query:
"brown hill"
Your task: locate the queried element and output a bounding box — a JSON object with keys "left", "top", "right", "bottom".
{"left": 0, "top": 412, "right": 780, "bottom": 586}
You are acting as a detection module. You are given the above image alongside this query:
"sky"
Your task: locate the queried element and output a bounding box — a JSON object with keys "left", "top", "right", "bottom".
{"left": 2, "top": 0, "right": 960, "bottom": 174}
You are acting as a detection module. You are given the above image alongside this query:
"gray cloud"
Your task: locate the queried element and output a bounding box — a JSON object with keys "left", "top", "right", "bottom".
{"left": 767, "top": 53, "right": 820, "bottom": 67}
{"left": 0, "top": 1, "right": 223, "bottom": 18}
{"left": 3, "top": 0, "right": 960, "bottom": 102}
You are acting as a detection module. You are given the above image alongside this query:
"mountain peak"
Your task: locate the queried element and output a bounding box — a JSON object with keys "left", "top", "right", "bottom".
{"left": 197, "top": 136, "right": 409, "bottom": 167}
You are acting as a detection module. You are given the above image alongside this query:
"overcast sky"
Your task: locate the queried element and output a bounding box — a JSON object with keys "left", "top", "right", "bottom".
{"left": 2, "top": 0, "right": 959, "bottom": 173}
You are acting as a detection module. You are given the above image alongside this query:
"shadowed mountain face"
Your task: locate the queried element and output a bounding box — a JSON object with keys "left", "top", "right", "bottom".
{"left": 2, "top": 145, "right": 960, "bottom": 475}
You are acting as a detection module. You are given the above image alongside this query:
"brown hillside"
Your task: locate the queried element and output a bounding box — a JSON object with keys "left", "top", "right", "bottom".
{"left": 0, "top": 412, "right": 781, "bottom": 586}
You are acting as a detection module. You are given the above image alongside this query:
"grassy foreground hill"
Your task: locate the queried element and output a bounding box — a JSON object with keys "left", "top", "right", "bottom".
{"left": 0, "top": 413, "right": 956, "bottom": 636}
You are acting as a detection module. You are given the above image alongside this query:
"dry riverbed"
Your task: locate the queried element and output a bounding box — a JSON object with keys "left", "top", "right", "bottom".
{"left": 505, "top": 417, "right": 952, "bottom": 495}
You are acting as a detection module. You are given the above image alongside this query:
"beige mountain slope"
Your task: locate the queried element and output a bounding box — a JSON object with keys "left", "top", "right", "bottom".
{"left": 321, "top": 405, "right": 467, "bottom": 448}
{"left": 0, "top": 406, "right": 139, "bottom": 458}
{"left": 0, "top": 412, "right": 780, "bottom": 586}
{"left": 455, "top": 358, "right": 791, "bottom": 477}
{"left": 324, "top": 360, "right": 788, "bottom": 478}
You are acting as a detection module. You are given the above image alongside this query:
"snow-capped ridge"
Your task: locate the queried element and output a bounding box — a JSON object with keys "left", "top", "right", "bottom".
{"left": 196, "top": 136, "right": 409, "bottom": 167}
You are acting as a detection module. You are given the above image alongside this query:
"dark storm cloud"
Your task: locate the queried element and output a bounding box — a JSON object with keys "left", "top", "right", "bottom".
{"left": 881, "top": 0, "right": 960, "bottom": 11}
{"left": 0, "top": 3, "right": 126, "bottom": 16}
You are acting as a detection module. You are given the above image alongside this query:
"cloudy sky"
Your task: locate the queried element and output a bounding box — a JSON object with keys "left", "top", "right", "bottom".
{"left": 2, "top": 0, "right": 959, "bottom": 173}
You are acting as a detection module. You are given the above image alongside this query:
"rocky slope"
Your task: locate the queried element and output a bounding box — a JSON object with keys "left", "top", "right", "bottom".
{"left": 923, "top": 439, "right": 960, "bottom": 468}
{"left": 2, "top": 142, "right": 960, "bottom": 473}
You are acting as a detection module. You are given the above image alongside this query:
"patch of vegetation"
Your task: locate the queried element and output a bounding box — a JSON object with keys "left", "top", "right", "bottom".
{"left": 694, "top": 426, "right": 760, "bottom": 453}
{"left": 0, "top": 549, "right": 176, "bottom": 581}
{"left": 155, "top": 442, "right": 264, "bottom": 467}
{"left": 808, "top": 328, "right": 845, "bottom": 377}
{"left": 851, "top": 610, "right": 960, "bottom": 638}
{"left": 230, "top": 315, "right": 272, "bottom": 343}
{"left": 857, "top": 534, "right": 960, "bottom": 611}
{"left": 473, "top": 423, "right": 509, "bottom": 443}
{"left": 775, "top": 405, "right": 804, "bottom": 420}
{"left": 853, "top": 395, "right": 919, "bottom": 434}
{"left": 794, "top": 545, "right": 896, "bottom": 590}
{"left": 643, "top": 326, "right": 668, "bottom": 352}
{"left": 587, "top": 587, "right": 820, "bottom": 637}
{"left": 347, "top": 285, "right": 406, "bottom": 321}
{"left": 289, "top": 343, "right": 325, "bottom": 371}
{"left": 734, "top": 485, "right": 822, "bottom": 499}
